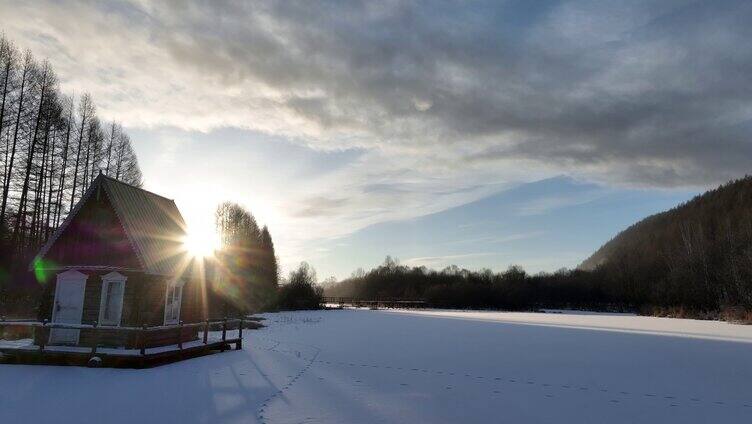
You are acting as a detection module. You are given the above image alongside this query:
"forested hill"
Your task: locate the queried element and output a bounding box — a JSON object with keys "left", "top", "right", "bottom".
{"left": 580, "top": 176, "right": 752, "bottom": 271}
{"left": 573, "top": 176, "right": 752, "bottom": 313}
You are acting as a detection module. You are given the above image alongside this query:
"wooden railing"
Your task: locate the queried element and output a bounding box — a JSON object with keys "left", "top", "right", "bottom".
{"left": 0, "top": 316, "right": 244, "bottom": 365}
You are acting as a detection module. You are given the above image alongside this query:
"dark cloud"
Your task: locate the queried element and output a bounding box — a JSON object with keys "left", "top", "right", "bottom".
{"left": 4, "top": 0, "right": 750, "bottom": 187}
{"left": 138, "top": 0, "right": 752, "bottom": 187}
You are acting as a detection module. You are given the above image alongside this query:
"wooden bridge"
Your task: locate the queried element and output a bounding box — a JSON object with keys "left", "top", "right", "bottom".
{"left": 321, "top": 297, "right": 427, "bottom": 309}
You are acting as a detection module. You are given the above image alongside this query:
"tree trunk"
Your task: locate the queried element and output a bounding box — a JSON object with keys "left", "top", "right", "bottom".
{"left": 54, "top": 101, "right": 73, "bottom": 227}
{"left": 44, "top": 127, "right": 58, "bottom": 239}
{"left": 105, "top": 121, "right": 116, "bottom": 175}
{"left": 0, "top": 56, "right": 29, "bottom": 221}
{"left": 12, "top": 66, "right": 49, "bottom": 244}
{"left": 69, "top": 96, "right": 91, "bottom": 212}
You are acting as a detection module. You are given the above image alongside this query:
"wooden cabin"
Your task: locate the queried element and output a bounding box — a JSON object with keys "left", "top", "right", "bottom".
{"left": 31, "top": 173, "right": 207, "bottom": 349}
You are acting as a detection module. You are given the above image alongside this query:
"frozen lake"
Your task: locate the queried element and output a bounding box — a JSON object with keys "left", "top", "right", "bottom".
{"left": 2, "top": 309, "right": 752, "bottom": 423}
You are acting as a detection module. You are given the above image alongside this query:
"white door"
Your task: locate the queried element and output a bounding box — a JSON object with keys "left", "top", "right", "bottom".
{"left": 49, "top": 270, "right": 87, "bottom": 345}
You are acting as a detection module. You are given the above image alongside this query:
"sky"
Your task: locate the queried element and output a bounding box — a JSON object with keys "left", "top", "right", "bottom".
{"left": 0, "top": 1, "right": 749, "bottom": 279}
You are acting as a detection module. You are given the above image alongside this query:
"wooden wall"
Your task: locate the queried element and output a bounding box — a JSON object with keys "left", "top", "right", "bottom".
{"left": 36, "top": 270, "right": 207, "bottom": 348}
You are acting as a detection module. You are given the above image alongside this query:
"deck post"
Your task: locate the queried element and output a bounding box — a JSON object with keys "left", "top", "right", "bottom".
{"left": 178, "top": 321, "right": 184, "bottom": 359}
{"left": 237, "top": 318, "right": 243, "bottom": 350}
{"left": 90, "top": 321, "right": 99, "bottom": 357}
{"left": 39, "top": 319, "right": 47, "bottom": 352}
{"left": 140, "top": 324, "right": 147, "bottom": 355}
{"left": 221, "top": 317, "right": 227, "bottom": 352}
{"left": 139, "top": 324, "right": 147, "bottom": 368}
{"left": 203, "top": 319, "right": 209, "bottom": 344}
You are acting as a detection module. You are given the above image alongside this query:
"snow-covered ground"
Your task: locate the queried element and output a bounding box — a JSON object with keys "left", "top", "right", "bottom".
{"left": 2, "top": 309, "right": 752, "bottom": 423}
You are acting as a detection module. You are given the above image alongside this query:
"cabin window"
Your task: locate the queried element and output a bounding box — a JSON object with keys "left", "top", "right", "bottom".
{"left": 164, "top": 281, "right": 183, "bottom": 325}
{"left": 98, "top": 272, "right": 127, "bottom": 326}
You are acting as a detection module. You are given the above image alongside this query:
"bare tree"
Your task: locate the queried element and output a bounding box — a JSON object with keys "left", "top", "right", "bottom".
{"left": 53, "top": 96, "right": 74, "bottom": 227}
{"left": 68, "top": 93, "right": 93, "bottom": 211}
{"left": 0, "top": 36, "right": 15, "bottom": 226}
{"left": 13, "top": 61, "right": 56, "bottom": 244}
{"left": 104, "top": 121, "right": 118, "bottom": 175}
{"left": 0, "top": 50, "right": 31, "bottom": 222}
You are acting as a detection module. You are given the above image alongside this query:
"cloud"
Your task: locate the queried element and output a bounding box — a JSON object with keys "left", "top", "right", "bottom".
{"left": 1, "top": 0, "right": 749, "bottom": 190}
{"left": 402, "top": 252, "right": 501, "bottom": 268}
{"left": 441, "top": 231, "right": 546, "bottom": 247}
{"left": 514, "top": 192, "right": 605, "bottom": 216}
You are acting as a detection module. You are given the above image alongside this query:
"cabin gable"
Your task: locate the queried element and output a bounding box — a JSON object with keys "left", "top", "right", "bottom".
{"left": 42, "top": 188, "right": 141, "bottom": 270}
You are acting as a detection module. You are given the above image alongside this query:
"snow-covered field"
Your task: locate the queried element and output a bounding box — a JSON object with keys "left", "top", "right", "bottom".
{"left": 2, "top": 309, "right": 752, "bottom": 423}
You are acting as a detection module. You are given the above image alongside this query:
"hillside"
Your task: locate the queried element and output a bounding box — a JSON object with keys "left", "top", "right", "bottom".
{"left": 577, "top": 176, "right": 752, "bottom": 312}
{"left": 581, "top": 176, "right": 752, "bottom": 270}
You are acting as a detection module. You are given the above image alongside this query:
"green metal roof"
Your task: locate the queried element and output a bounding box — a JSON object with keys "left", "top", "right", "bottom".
{"left": 36, "top": 173, "right": 193, "bottom": 277}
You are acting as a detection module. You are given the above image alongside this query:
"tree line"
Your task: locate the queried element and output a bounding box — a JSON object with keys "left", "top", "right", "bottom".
{"left": 326, "top": 257, "right": 611, "bottom": 312}
{"left": 327, "top": 177, "right": 752, "bottom": 321}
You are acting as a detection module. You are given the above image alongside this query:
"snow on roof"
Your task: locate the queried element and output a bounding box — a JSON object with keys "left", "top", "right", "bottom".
{"left": 34, "top": 173, "right": 192, "bottom": 277}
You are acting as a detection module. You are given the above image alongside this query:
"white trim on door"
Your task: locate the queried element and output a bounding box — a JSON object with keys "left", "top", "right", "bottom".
{"left": 50, "top": 269, "right": 88, "bottom": 345}
{"left": 163, "top": 279, "right": 184, "bottom": 325}
{"left": 98, "top": 271, "right": 127, "bottom": 326}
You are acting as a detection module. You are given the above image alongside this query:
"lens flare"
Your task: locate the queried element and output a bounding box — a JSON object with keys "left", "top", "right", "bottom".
{"left": 182, "top": 230, "right": 220, "bottom": 258}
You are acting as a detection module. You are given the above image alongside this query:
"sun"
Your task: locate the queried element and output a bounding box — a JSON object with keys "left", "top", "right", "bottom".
{"left": 182, "top": 230, "right": 220, "bottom": 258}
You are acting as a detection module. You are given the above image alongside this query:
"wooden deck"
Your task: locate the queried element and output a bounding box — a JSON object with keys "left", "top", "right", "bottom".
{"left": 0, "top": 318, "right": 245, "bottom": 368}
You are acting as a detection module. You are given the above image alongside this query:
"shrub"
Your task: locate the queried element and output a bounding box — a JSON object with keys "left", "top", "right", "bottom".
{"left": 277, "top": 262, "right": 323, "bottom": 310}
